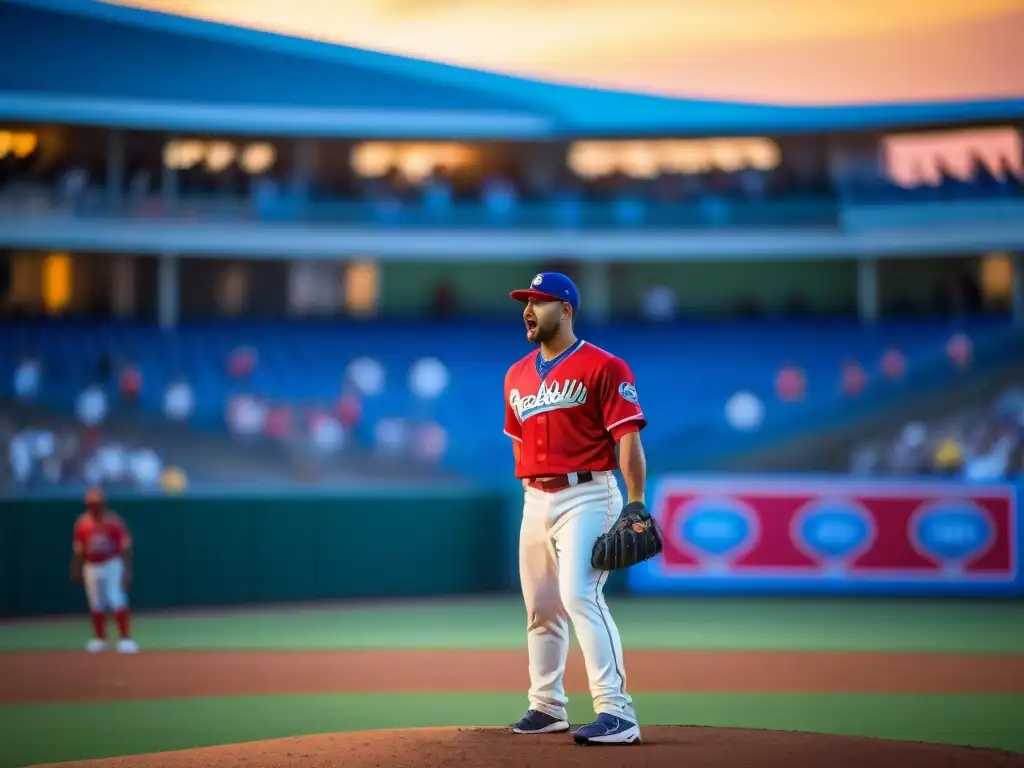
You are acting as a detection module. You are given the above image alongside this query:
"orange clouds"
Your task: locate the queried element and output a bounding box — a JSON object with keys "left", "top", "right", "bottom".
{"left": 105, "top": 0, "right": 1024, "bottom": 104}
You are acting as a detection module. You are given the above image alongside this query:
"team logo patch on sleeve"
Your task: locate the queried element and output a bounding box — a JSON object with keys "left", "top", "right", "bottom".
{"left": 618, "top": 382, "right": 639, "bottom": 404}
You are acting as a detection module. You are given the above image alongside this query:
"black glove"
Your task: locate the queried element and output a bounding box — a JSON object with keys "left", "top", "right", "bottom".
{"left": 591, "top": 500, "right": 663, "bottom": 571}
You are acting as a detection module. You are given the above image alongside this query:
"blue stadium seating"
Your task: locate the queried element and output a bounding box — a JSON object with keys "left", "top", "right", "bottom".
{"left": 0, "top": 317, "right": 1015, "bottom": 477}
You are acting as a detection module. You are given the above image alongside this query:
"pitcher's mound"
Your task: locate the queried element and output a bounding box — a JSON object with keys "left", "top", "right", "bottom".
{"left": 32, "top": 726, "right": 1024, "bottom": 768}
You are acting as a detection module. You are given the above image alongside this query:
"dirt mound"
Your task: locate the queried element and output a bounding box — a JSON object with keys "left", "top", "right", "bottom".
{"left": 30, "top": 726, "right": 1024, "bottom": 768}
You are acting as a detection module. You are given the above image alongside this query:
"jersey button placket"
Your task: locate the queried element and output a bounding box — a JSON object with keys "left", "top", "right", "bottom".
{"left": 535, "top": 414, "right": 547, "bottom": 464}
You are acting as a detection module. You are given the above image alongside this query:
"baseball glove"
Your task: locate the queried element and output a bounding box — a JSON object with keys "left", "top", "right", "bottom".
{"left": 591, "top": 501, "right": 663, "bottom": 571}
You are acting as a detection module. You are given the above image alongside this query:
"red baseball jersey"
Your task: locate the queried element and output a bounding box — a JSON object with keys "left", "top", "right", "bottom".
{"left": 504, "top": 340, "right": 646, "bottom": 478}
{"left": 73, "top": 512, "right": 131, "bottom": 564}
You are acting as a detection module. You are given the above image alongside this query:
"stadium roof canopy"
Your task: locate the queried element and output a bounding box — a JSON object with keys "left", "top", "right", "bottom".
{"left": 1, "top": 0, "right": 1023, "bottom": 139}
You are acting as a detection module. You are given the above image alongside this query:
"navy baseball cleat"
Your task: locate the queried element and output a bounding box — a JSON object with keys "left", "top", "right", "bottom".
{"left": 572, "top": 713, "right": 641, "bottom": 745}
{"left": 510, "top": 709, "right": 570, "bottom": 734}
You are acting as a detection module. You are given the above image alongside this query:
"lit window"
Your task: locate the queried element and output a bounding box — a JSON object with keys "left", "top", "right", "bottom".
{"left": 980, "top": 252, "right": 1013, "bottom": 304}
{"left": 568, "top": 142, "right": 614, "bottom": 179}
{"left": 220, "top": 264, "right": 249, "bottom": 316}
{"left": 345, "top": 259, "right": 380, "bottom": 317}
{"left": 620, "top": 141, "right": 659, "bottom": 179}
{"left": 43, "top": 252, "right": 72, "bottom": 314}
{"left": 11, "top": 132, "right": 37, "bottom": 158}
{"left": 351, "top": 143, "right": 476, "bottom": 181}
{"left": 568, "top": 138, "right": 780, "bottom": 178}
{"left": 403, "top": 146, "right": 437, "bottom": 182}
{"left": 883, "top": 127, "right": 1022, "bottom": 187}
{"left": 240, "top": 143, "right": 277, "bottom": 174}
{"left": 708, "top": 140, "right": 745, "bottom": 172}
{"left": 352, "top": 143, "right": 396, "bottom": 178}
{"left": 204, "top": 142, "right": 237, "bottom": 173}
{"left": 745, "top": 139, "right": 781, "bottom": 171}
{"left": 659, "top": 141, "right": 704, "bottom": 174}
{"left": 163, "top": 140, "right": 205, "bottom": 170}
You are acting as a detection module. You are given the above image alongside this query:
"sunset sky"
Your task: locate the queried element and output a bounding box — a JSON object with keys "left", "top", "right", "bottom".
{"left": 106, "top": 0, "right": 1024, "bottom": 105}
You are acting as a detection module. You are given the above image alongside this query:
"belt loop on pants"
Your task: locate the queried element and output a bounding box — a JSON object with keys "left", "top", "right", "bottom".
{"left": 526, "top": 471, "right": 594, "bottom": 493}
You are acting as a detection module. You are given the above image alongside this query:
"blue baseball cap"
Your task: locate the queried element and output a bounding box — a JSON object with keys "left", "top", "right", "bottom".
{"left": 510, "top": 272, "right": 581, "bottom": 312}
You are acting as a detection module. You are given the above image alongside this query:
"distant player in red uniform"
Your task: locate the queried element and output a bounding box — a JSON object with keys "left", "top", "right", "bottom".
{"left": 70, "top": 488, "right": 138, "bottom": 654}
{"left": 504, "top": 272, "right": 646, "bottom": 745}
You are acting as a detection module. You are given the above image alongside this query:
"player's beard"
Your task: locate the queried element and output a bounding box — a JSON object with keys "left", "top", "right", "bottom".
{"left": 528, "top": 317, "right": 559, "bottom": 345}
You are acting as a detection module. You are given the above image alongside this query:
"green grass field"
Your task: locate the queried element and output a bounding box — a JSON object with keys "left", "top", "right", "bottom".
{"left": 2, "top": 597, "right": 1023, "bottom": 767}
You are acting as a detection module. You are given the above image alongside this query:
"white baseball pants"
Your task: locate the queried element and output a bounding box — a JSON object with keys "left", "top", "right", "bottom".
{"left": 518, "top": 470, "right": 636, "bottom": 722}
{"left": 83, "top": 557, "right": 128, "bottom": 612}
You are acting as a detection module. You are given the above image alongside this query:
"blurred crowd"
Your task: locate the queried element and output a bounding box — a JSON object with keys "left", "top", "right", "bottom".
{"left": 3, "top": 346, "right": 455, "bottom": 492}
{"left": 5, "top": 135, "right": 1021, "bottom": 230}
{"left": 838, "top": 154, "right": 1024, "bottom": 204}
{"left": 5, "top": 318, "right": 1013, "bottom": 492}
{"left": 0, "top": 162, "right": 828, "bottom": 229}
{"left": 851, "top": 386, "right": 1024, "bottom": 481}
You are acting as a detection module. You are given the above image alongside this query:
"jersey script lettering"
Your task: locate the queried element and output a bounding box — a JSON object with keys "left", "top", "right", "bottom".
{"left": 509, "top": 379, "right": 589, "bottom": 422}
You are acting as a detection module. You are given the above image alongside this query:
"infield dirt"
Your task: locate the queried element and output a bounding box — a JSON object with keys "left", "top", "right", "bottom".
{"left": 3, "top": 649, "right": 1024, "bottom": 703}
{"left": 28, "top": 726, "right": 1024, "bottom": 768}
{"left": 8, "top": 650, "right": 1024, "bottom": 768}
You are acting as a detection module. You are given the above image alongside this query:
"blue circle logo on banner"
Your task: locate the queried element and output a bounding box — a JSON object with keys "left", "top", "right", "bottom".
{"left": 680, "top": 499, "right": 754, "bottom": 558}
{"left": 797, "top": 501, "right": 872, "bottom": 560}
{"left": 911, "top": 500, "right": 993, "bottom": 563}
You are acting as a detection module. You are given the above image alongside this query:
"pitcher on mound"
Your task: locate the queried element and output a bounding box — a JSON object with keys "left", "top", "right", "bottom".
{"left": 504, "top": 272, "right": 647, "bottom": 746}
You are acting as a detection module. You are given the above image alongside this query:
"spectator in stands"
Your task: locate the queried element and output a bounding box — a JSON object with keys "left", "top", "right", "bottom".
{"left": 421, "top": 166, "right": 453, "bottom": 219}
{"left": 336, "top": 391, "right": 363, "bottom": 432}
{"left": 886, "top": 422, "right": 929, "bottom": 475}
{"left": 118, "top": 362, "right": 143, "bottom": 407}
{"left": 996, "top": 158, "right": 1023, "bottom": 195}
{"left": 346, "top": 357, "right": 385, "bottom": 398}
{"left": 413, "top": 422, "right": 447, "bottom": 464}
{"left": 964, "top": 430, "right": 1015, "bottom": 481}
{"left": 552, "top": 183, "right": 584, "bottom": 227}
{"left": 227, "top": 346, "right": 257, "bottom": 379}
{"left": 127, "top": 446, "right": 163, "bottom": 488}
{"left": 374, "top": 417, "right": 409, "bottom": 457}
{"left": 841, "top": 358, "right": 867, "bottom": 396}
{"left": 59, "top": 166, "right": 89, "bottom": 210}
{"left": 642, "top": 285, "right": 676, "bottom": 323}
{"left": 13, "top": 354, "right": 41, "bottom": 400}
{"left": 738, "top": 166, "right": 767, "bottom": 200}
{"left": 775, "top": 363, "right": 806, "bottom": 402}
{"left": 968, "top": 152, "right": 1000, "bottom": 195}
{"left": 56, "top": 431, "right": 81, "bottom": 483}
{"left": 945, "top": 332, "right": 973, "bottom": 370}
{"left": 612, "top": 182, "right": 645, "bottom": 225}
{"left": 881, "top": 348, "right": 906, "bottom": 380}
{"left": 8, "top": 428, "right": 36, "bottom": 486}
{"left": 932, "top": 437, "right": 964, "bottom": 476}
{"left": 163, "top": 376, "right": 195, "bottom": 423}
{"left": 310, "top": 411, "right": 345, "bottom": 456}
{"left": 128, "top": 168, "right": 151, "bottom": 201}
{"left": 482, "top": 173, "right": 517, "bottom": 223}
{"left": 264, "top": 405, "right": 293, "bottom": 441}
{"left": 76, "top": 383, "right": 108, "bottom": 427}
{"left": 86, "top": 441, "right": 128, "bottom": 487}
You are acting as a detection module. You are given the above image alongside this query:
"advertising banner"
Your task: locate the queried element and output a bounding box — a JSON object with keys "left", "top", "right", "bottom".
{"left": 628, "top": 476, "right": 1021, "bottom": 596}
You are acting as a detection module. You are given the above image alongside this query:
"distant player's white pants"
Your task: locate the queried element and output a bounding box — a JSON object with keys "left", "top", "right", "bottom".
{"left": 518, "top": 471, "right": 635, "bottom": 722}
{"left": 83, "top": 557, "right": 127, "bottom": 612}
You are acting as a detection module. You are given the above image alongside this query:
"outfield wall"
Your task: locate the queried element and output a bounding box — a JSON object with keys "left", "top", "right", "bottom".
{"left": 0, "top": 489, "right": 517, "bottom": 616}
{"left": 1, "top": 477, "right": 1020, "bottom": 616}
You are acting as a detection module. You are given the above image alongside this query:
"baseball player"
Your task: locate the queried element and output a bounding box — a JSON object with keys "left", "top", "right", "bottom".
{"left": 504, "top": 272, "right": 646, "bottom": 745}
{"left": 70, "top": 488, "right": 139, "bottom": 654}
